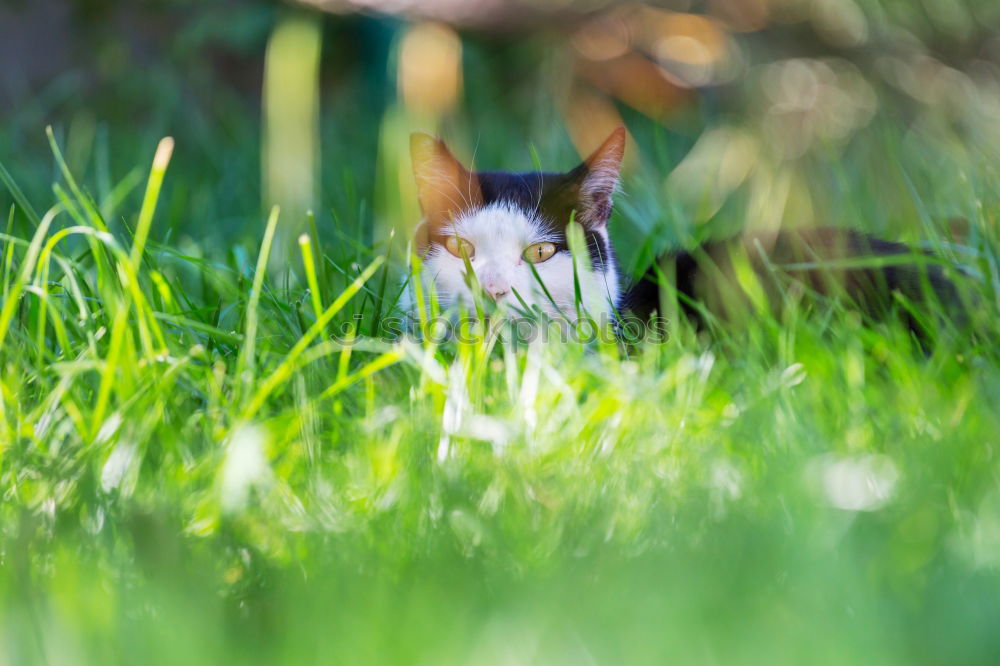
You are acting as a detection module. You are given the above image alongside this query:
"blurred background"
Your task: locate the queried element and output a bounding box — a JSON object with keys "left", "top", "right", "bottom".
{"left": 1, "top": 0, "right": 999, "bottom": 274}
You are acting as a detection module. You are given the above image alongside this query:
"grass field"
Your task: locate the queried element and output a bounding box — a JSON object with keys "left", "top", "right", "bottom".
{"left": 3, "top": 12, "right": 1000, "bottom": 663}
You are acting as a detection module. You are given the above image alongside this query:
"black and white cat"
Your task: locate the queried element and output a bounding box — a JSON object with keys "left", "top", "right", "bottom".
{"left": 406, "top": 128, "right": 626, "bottom": 322}
{"left": 405, "top": 127, "right": 962, "bottom": 331}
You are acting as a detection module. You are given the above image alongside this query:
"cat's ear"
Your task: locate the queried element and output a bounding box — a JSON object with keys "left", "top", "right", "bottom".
{"left": 571, "top": 127, "right": 626, "bottom": 229}
{"left": 410, "top": 133, "right": 482, "bottom": 225}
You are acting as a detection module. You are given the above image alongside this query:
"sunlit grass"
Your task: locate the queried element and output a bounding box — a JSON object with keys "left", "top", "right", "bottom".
{"left": 1, "top": 121, "right": 999, "bottom": 666}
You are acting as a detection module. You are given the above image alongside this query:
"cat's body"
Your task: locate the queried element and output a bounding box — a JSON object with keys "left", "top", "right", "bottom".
{"left": 406, "top": 128, "right": 962, "bottom": 334}
{"left": 624, "top": 228, "right": 961, "bottom": 332}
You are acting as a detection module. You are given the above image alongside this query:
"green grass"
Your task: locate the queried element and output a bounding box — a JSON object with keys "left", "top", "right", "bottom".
{"left": 2, "top": 109, "right": 1000, "bottom": 664}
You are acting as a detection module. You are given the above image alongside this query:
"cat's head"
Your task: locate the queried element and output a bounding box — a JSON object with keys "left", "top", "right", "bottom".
{"left": 407, "top": 128, "right": 626, "bottom": 321}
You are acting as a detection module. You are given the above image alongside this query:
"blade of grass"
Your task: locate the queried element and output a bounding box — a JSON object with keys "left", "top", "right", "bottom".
{"left": 129, "top": 137, "right": 174, "bottom": 269}
{"left": 0, "top": 206, "right": 58, "bottom": 352}
{"left": 318, "top": 348, "right": 405, "bottom": 401}
{"left": 299, "top": 233, "right": 324, "bottom": 325}
{"left": 47, "top": 125, "right": 109, "bottom": 233}
{"left": 0, "top": 158, "right": 41, "bottom": 228}
{"left": 236, "top": 205, "right": 280, "bottom": 384}
{"left": 240, "top": 254, "right": 384, "bottom": 421}
{"left": 90, "top": 303, "right": 128, "bottom": 440}
{"left": 368, "top": 228, "right": 394, "bottom": 337}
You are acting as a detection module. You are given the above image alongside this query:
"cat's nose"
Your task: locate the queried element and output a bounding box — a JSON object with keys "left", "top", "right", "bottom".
{"left": 482, "top": 280, "right": 509, "bottom": 301}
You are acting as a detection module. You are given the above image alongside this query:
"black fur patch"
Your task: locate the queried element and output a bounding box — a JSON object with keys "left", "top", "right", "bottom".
{"left": 458, "top": 170, "right": 613, "bottom": 269}
{"left": 419, "top": 166, "right": 619, "bottom": 286}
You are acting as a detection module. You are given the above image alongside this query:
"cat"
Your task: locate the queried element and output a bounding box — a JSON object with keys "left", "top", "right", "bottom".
{"left": 404, "top": 127, "right": 964, "bottom": 337}
{"left": 405, "top": 128, "right": 625, "bottom": 323}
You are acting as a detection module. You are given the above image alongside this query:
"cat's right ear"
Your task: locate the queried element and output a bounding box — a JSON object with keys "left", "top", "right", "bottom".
{"left": 410, "top": 133, "right": 482, "bottom": 225}
{"left": 576, "top": 127, "right": 625, "bottom": 229}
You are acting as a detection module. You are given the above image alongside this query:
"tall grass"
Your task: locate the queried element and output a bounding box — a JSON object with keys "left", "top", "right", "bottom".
{"left": 1, "top": 119, "right": 999, "bottom": 665}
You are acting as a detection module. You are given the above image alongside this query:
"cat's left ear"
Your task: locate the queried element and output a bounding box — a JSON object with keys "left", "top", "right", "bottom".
{"left": 572, "top": 126, "right": 626, "bottom": 229}
{"left": 410, "top": 133, "right": 482, "bottom": 226}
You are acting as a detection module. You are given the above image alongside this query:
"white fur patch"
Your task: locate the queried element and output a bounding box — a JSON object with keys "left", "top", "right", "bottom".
{"left": 405, "top": 202, "right": 620, "bottom": 322}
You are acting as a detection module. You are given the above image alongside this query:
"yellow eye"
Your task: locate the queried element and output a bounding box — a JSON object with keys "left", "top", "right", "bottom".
{"left": 523, "top": 242, "right": 557, "bottom": 264}
{"left": 444, "top": 236, "right": 475, "bottom": 260}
